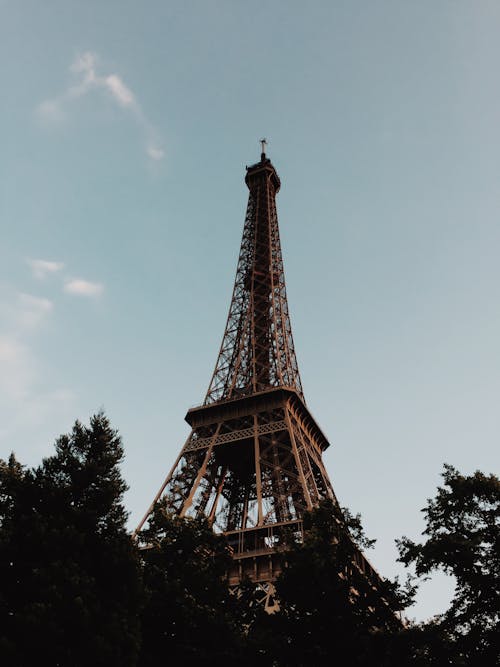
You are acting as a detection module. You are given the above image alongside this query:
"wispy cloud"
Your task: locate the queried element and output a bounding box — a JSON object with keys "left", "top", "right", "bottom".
{"left": 0, "top": 336, "right": 34, "bottom": 401}
{"left": 0, "top": 289, "right": 53, "bottom": 334}
{"left": 67, "top": 52, "right": 137, "bottom": 110}
{"left": 147, "top": 145, "right": 165, "bottom": 161}
{"left": 0, "top": 285, "right": 75, "bottom": 449}
{"left": 37, "top": 51, "right": 164, "bottom": 161}
{"left": 37, "top": 100, "right": 66, "bottom": 122}
{"left": 64, "top": 279, "right": 104, "bottom": 297}
{"left": 0, "top": 255, "right": 107, "bottom": 454}
{"left": 17, "top": 293, "right": 53, "bottom": 329}
{"left": 27, "top": 258, "right": 64, "bottom": 280}
{"left": 103, "top": 74, "right": 135, "bottom": 108}
{"left": 26, "top": 258, "right": 103, "bottom": 299}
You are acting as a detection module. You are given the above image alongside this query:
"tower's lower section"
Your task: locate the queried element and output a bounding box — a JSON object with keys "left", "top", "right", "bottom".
{"left": 137, "top": 389, "right": 331, "bottom": 541}
{"left": 136, "top": 387, "right": 383, "bottom": 610}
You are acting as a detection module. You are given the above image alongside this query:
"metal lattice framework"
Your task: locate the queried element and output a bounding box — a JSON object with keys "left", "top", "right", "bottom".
{"left": 204, "top": 154, "right": 303, "bottom": 404}
{"left": 136, "top": 149, "right": 385, "bottom": 608}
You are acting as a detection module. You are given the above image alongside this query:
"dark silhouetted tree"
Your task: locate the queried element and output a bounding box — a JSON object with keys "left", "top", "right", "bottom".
{"left": 0, "top": 413, "right": 142, "bottom": 667}
{"left": 137, "top": 500, "right": 247, "bottom": 666}
{"left": 245, "top": 500, "right": 413, "bottom": 667}
{"left": 398, "top": 464, "right": 500, "bottom": 665}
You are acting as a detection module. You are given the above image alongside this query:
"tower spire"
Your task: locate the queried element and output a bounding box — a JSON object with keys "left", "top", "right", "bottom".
{"left": 204, "top": 151, "right": 303, "bottom": 404}
{"left": 260, "top": 137, "right": 267, "bottom": 160}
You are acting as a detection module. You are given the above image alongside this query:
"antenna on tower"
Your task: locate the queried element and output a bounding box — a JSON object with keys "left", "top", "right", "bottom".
{"left": 260, "top": 137, "right": 267, "bottom": 160}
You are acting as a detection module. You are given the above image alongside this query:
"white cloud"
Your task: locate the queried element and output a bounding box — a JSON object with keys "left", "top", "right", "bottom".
{"left": 2, "top": 386, "right": 75, "bottom": 431}
{"left": 0, "top": 340, "right": 76, "bottom": 448}
{"left": 0, "top": 289, "right": 53, "bottom": 333}
{"left": 37, "top": 100, "right": 67, "bottom": 123}
{"left": 27, "top": 258, "right": 64, "bottom": 280}
{"left": 70, "top": 51, "right": 97, "bottom": 80}
{"left": 64, "top": 279, "right": 103, "bottom": 297}
{"left": 17, "top": 293, "right": 53, "bottom": 329}
{"left": 0, "top": 337, "right": 23, "bottom": 364}
{"left": 0, "top": 289, "right": 56, "bottom": 402}
{"left": 37, "top": 51, "right": 163, "bottom": 160}
{"left": 105, "top": 74, "right": 135, "bottom": 107}
{"left": 0, "top": 336, "right": 34, "bottom": 400}
{"left": 68, "top": 52, "right": 135, "bottom": 108}
{"left": 26, "top": 257, "right": 103, "bottom": 299}
{"left": 147, "top": 145, "right": 165, "bottom": 161}
{"left": 0, "top": 276, "right": 74, "bottom": 453}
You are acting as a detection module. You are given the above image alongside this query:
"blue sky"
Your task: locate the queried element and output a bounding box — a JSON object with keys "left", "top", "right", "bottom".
{"left": 1, "top": 1, "right": 499, "bottom": 620}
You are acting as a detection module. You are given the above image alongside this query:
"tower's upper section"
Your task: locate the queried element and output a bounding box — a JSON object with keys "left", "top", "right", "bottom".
{"left": 245, "top": 151, "right": 281, "bottom": 193}
{"left": 204, "top": 150, "right": 304, "bottom": 405}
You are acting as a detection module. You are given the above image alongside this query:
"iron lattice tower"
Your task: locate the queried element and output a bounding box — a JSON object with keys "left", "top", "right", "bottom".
{"left": 137, "top": 147, "right": 381, "bottom": 609}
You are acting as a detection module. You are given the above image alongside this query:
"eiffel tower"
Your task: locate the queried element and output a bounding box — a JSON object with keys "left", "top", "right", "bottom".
{"left": 136, "top": 143, "right": 382, "bottom": 609}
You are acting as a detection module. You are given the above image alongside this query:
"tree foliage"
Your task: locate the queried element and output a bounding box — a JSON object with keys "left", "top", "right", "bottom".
{"left": 137, "top": 501, "right": 247, "bottom": 665}
{"left": 398, "top": 464, "right": 500, "bottom": 665}
{"left": 2, "top": 415, "right": 497, "bottom": 665}
{"left": 0, "top": 413, "right": 142, "bottom": 666}
{"left": 245, "top": 500, "right": 412, "bottom": 666}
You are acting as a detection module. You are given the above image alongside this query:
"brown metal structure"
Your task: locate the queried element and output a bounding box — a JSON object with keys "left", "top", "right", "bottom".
{"left": 137, "top": 147, "right": 382, "bottom": 609}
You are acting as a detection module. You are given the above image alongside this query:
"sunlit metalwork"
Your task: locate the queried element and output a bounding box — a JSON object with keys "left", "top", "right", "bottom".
{"left": 137, "top": 149, "right": 385, "bottom": 611}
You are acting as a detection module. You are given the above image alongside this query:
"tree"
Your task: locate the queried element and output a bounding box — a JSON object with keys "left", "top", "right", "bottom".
{"left": 0, "top": 413, "right": 142, "bottom": 667}
{"left": 137, "top": 501, "right": 247, "bottom": 666}
{"left": 398, "top": 464, "right": 500, "bottom": 665}
{"left": 245, "top": 500, "right": 411, "bottom": 667}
